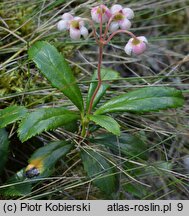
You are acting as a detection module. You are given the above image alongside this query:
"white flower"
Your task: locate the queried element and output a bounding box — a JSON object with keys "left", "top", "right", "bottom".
{"left": 57, "top": 13, "right": 88, "bottom": 40}
{"left": 69, "top": 18, "right": 88, "bottom": 40}
{"left": 124, "top": 36, "right": 148, "bottom": 55}
{"left": 109, "top": 4, "right": 134, "bottom": 32}
{"left": 57, "top": 13, "right": 73, "bottom": 31}
{"left": 91, "top": 5, "right": 111, "bottom": 23}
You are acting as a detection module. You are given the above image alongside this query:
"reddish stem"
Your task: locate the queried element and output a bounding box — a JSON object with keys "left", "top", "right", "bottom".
{"left": 106, "top": 29, "right": 138, "bottom": 44}
{"left": 82, "top": 18, "right": 99, "bottom": 43}
{"left": 87, "top": 5, "right": 104, "bottom": 115}
{"left": 99, "top": 5, "right": 103, "bottom": 39}
{"left": 103, "top": 15, "right": 115, "bottom": 39}
{"left": 87, "top": 44, "right": 103, "bottom": 114}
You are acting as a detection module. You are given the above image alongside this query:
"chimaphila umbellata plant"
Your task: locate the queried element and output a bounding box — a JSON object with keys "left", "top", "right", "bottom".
{"left": 0, "top": 4, "right": 184, "bottom": 197}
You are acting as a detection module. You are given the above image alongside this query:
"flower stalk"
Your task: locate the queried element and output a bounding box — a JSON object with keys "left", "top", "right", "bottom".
{"left": 87, "top": 44, "right": 104, "bottom": 115}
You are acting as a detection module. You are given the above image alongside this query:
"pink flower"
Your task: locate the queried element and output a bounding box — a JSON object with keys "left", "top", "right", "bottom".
{"left": 57, "top": 13, "right": 88, "bottom": 40}
{"left": 109, "top": 4, "right": 134, "bottom": 32}
{"left": 57, "top": 13, "right": 73, "bottom": 31}
{"left": 124, "top": 36, "right": 148, "bottom": 55}
{"left": 91, "top": 5, "right": 111, "bottom": 23}
{"left": 69, "top": 17, "right": 88, "bottom": 40}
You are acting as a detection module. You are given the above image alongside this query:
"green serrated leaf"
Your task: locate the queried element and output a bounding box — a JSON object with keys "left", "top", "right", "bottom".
{"left": 0, "top": 169, "right": 31, "bottom": 197}
{"left": 0, "top": 106, "right": 27, "bottom": 128}
{"left": 0, "top": 128, "right": 9, "bottom": 173}
{"left": 41, "top": 144, "right": 73, "bottom": 176}
{"left": 95, "top": 87, "right": 184, "bottom": 115}
{"left": 29, "top": 141, "right": 67, "bottom": 160}
{"left": 18, "top": 107, "right": 79, "bottom": 142}
{"left": 89, "top": 115, "right": 120, "bottom": 136}
{"left": 93, "top": 133, "right": 147, "bottom": 160}
{"left": 28, "top": 41, "right": 84, "bottom": 111}
{"left": 86, "top": 68, "right": 119, "bottom": 110}
{"left": 81, "top": 148, "right": 118, "bottom": 195}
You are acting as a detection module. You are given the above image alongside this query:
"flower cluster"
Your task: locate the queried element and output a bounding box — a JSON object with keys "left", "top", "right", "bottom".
{"left": 57, "top": 4, "right": 148, "bottom": 55}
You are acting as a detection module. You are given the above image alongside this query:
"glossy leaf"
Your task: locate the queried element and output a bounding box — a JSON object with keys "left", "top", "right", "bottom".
{"left": 89, "top": 115, "right": 120, "bottom": 136}
{"left": 26, "top": 140, "right": 73, "bottom": 177}
{"left": 0, "top": 106, "right": 27, "bottom": 128}
{"left": 28, "top": 41, "right": 84, "bottom": 111}
{"left": 0, "top": 128, "right": 9, "bottom": 173}
{"left": 81, "top": 148, "right": 118, "bottom": 195}
{"left": 93, "top": 133, "right": 147, "bottom": 160}
{"left": 95, "top": 87, "right": 184, "bottom": 115}
{"left": 18, "top": 107, "right": 79, "bottom": 142}
{"left": 86, "top": 68, "right": 119, "bottom": 110}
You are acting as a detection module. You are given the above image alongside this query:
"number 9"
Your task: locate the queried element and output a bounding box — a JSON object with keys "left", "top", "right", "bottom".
{"left": 177, "top": 203, "right": 183, "bottom": 211}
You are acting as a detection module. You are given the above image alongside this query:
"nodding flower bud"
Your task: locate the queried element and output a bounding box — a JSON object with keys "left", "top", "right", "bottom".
{"left": 57, "top": 13, "right": 88, "bottom": 40}
{"left": 124, "top": 36, "right": 148, "bottom": 55}
{"left": 109, "top": 4, "right": 134, "bottom": 32}
{"left": 91, "top": 4, "right": 111, "bottom": 23}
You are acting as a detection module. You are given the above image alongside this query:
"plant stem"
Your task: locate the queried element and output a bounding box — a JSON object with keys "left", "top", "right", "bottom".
{"left": 106, "top": 29, "right": 138, "bottom": 44}
{"left": 87, "top": 5, "right": 104, "bottom": 115}
{"left": 103, "top": 15, "right": 115, "bottom": 39}
{"left": 82, "top": 18, "right": 99, "bottom": 43}
{"left": 99, "top": 5, "right": 103, "bottom": 39}
{"left": 87, "top": 44, "right": 103, "bottom": 114}
{"left": 81, "top": 121, "right": 86, "bottom": 137}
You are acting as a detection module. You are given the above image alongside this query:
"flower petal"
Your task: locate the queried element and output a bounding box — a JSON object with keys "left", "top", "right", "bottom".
{"left": 91, "top": 7, "right": 100, "bottom": 23}
{"left": 79, "top": 20, "right": 85, "bottom": 27}
{"left": 124, "top": 39, "right": 133, "bottom": 55}
{"left": 57, "top": 20, "right": 69, "bottom": 31}
{"left": 101, "top": 13, "right": 110, "bottom": 23}
{"left": 111, "top": 4, "right": 123, "bottom": 14}
{"left": 109, "top": 21, "right": 119, "bottom": 32}
{"left": 80, "top": 26, "right": 88, "bottom": 39}
{"left": 104, "top": 8, "right": 112, "bottom": 20}
{"left": 132, "top": 42, "right": 147, "bottom": 55}
{"left": 122, "top": 8, "right": 134, "bottom": 19}
{"left": 62, "top": 13, "right": 73, "bottom": 21}
{"left": 70, "top": 27, "right": 81, "bottom": 40}
{"left": 137, "top": 36, "right": 148, "bottom": 44}
{"left": 119, "top": 18, "right": 131, "bottom": 30}
{"left": 74, "top": 16, "right": 82, "bottom": 21}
